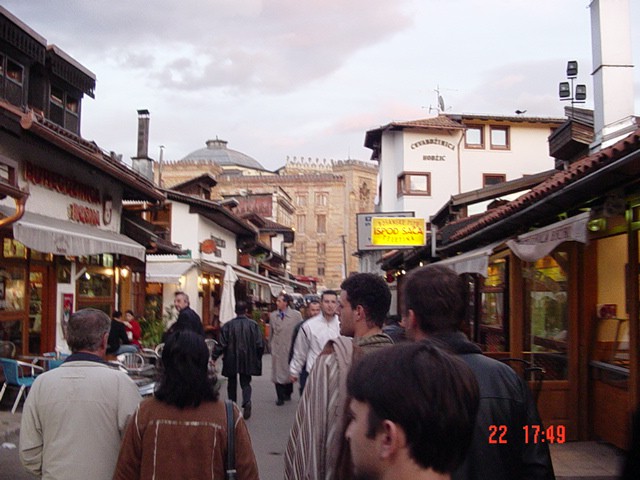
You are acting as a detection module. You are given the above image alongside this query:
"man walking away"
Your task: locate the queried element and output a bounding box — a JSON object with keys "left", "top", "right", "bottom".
{"left": 402, "top": 264, "right": 555, "bottom": 480}
{"left": 20, "top": 308, "right": 142, "bottom": 480}
{"left": 214, "top": 300, "right": 264, "bottom": 420}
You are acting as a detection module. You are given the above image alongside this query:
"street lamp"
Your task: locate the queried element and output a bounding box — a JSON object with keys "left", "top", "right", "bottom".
{"left": 559, "top": 60, "right": 587, "bottom": 115}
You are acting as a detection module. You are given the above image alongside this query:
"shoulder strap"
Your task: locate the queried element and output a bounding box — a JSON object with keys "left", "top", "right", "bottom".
{"left": 225, "top": 399, "right": 236, "bottom": 480}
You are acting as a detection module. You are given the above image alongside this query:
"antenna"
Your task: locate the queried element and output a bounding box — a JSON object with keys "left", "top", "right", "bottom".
{"left": 426, "top": 85, "right": 456, "bottom": 114}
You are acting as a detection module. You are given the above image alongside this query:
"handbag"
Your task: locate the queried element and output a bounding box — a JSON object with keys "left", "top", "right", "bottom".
{"left": 225, "top": 399, "right": 237, "bottom": 480}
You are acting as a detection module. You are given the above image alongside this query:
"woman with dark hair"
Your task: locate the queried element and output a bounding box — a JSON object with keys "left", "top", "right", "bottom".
{"left": 114, "top": 330, "right": 259, "bottom": 479}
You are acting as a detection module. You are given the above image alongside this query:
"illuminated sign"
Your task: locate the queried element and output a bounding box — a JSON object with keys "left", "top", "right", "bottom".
{"left": 371, "top": 217, "right": 426, "bottom": 247}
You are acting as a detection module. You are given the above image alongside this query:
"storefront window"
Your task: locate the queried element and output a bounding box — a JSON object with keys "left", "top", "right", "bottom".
{"left": 0, "top": 266, "right": 26, "bottom": 312}
{"left": 479, "top": 259, "right": 508, "bottom": 352}
{"left": 524, "top": 251, "right": 569, "bottom": 380}
{"left": 3, "top": 238, "right": 27, "bottom": 259}
{"left": 76, "top": 265, "right": 114, "bottom": 314}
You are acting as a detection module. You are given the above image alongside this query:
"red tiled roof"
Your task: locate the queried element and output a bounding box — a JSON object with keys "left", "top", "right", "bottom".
{"left": 448, "top": 127, "right": 640, "bottom": 243}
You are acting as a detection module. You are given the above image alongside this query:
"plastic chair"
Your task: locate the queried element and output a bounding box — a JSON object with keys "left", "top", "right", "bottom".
{"left": 499, "top": 357, "right": 545, "bottom": 405}
{"left": 0, "top": 358, "right": 44, "bottom": 413}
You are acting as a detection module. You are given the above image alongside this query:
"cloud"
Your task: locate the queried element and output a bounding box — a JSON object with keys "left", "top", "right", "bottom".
{"left": 4, "top": 0, "right": 414, "bottom": 94}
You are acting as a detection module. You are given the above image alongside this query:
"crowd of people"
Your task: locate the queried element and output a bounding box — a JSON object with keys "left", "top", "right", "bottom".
{"left": 16, "top": 269, "right": 640, "bottom": 479}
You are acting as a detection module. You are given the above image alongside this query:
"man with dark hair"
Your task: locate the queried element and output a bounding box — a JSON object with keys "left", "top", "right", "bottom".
{"left": 345, "top": 341, "right": 480, "bottom": 480}
{"left": 163, "top": 292, "right": 204, "bottom": 341}
{"left": 289, "top": 290, "right": 340, "bottom": 393}
{"left": 285, "top": 273, "right": 394, "bottom": 480}
{"left": 288, "top": 299, "right": 321, "bottom": 396}
{"left": 214, "top": 300, "right": 264, "bottom": 420}
{"left": 270, "top": 293, "right": 302, "bottom": 405}
{"left": 107, "top": 310, "right": 137, "bottom": 356}
{"left": 20, "top": 308, "right": 141, "bottom": 480}
{"left": 402, "top": 264, "right": 555, "bottom": 480}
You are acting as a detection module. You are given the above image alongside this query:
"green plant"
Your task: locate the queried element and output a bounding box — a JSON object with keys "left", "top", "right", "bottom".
{"left": 140, "top": 304, "right": 175, "bottom": 348}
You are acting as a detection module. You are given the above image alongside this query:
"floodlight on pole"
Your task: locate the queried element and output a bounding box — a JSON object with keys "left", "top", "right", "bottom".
{"left": 559, "top": 60, "right": 586, "bottom": 116}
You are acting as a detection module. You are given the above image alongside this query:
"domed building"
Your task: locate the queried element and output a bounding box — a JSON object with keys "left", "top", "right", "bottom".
{"left": 159, "top": 137, "right": 378, "bottom": 290}
{"left": 158, "top": 138, "right": 276, "bottom": 188}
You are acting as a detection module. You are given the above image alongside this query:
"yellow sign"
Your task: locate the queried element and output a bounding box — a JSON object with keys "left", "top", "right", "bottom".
{"left": 371, "top": 217, "right": 426, "bottom": 246}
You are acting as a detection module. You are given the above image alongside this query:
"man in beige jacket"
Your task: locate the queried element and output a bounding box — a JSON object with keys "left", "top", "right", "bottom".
{"left": 20, "top": 308, "right": 141, "bottom": 480}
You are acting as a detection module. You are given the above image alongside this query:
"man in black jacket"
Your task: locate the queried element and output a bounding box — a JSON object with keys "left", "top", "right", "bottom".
{"left": 401, "top": 264, "right": 555, "bottom": 480}
{"left": 215, "top": 300, "right": 264, "bottom": 420}
{"left": 163, "top": 292, "right": 204, "bottom": 342}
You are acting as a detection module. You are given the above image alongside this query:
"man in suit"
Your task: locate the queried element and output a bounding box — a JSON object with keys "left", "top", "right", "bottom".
{"left": 163, "top": 292, "right": 204, "bottom": 341}
{"left": 270, "top": 293, "right": 302, "bottom": 405}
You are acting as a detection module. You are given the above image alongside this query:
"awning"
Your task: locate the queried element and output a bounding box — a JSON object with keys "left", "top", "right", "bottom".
{"left": 201, "top": 261, "right": 284, "bottom": 297}
{"left": 436, "top": 241, "right": 503, "bottom": 277}
{"left": 0, "top": 206, "right": 146, "bottom": 261}
{"left": 145, "top": 260, "right": 195, "bottom": 283}
{"left": 273, "top": 275, "right": 312, "bottom": 293}
{"left": 506, "top": 212, "right": 590, "bottom": 262}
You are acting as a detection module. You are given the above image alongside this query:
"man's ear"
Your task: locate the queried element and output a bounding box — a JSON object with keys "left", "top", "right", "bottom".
{"left": 378, "top": 419, "right": 405, "bottom": 460}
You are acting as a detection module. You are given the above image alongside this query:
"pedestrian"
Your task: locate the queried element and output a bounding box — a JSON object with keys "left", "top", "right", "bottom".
{"left": 20, "top": 308, "right": 142, "bottom": 480}
{"left": 285, "top": 273, "right": 394, "bottom": 480}
{"left": 289, "top": 291, "right": 340, "bottom": 393}
{"left": 163, "top": 291, "right": 204, "bottom": 341}
{"left": 402, "top": 264, "right": 555, "bottom": 480}
{"left": 123, "top": 309, "right": 142, "bottom": 348}
{"left": 345, "top": 341, "right": 480, "bottom": 480}
{"left": 114, "top": 330, "right": 259, "bottom": 479}
{"left": 214, "top": 300, "right": 264, "bottom": 420}
{"left": 382, "top": 314, "right": 407, "bottom": 343}
{"left": 107, "top": 310, "right": 138, "bottom": 356}
{"left": 270, "top": 293, "right": 302, "bottom": 405}
{"left": 287, "top": 300, "right": 321, "bottom": 395}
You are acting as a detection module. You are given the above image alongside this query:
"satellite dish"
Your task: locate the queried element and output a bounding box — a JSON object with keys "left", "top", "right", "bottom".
{"left": 438, "top": 95, "right": 445, "bottom": 112}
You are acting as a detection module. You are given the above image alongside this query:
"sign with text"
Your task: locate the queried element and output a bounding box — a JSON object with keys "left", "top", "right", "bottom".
{"left": 371, "top": 217, "right": 426, "bottom": 247}
{"left": 357, "top": 212, "right": 415, "bottom": 251}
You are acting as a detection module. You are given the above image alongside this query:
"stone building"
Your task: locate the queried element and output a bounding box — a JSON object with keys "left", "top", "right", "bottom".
{"left": 159, "top": 139, "right": 378, "bottom": 290}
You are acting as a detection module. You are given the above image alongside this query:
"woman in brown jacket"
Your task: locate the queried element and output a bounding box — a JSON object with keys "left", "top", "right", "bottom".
{"left": 114, "top": 330, "right": 260, "bottom": 479}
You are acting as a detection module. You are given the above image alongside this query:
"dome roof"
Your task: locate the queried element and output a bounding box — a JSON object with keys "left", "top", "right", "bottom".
{"left": 181, "top": 138, "right": 265, "bottom": 170}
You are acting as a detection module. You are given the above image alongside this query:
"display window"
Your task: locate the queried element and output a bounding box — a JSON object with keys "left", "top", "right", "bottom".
{"left": 523, "top": 250, "right": 569, "bottom": 380}
{"left": 479, "top": 259, "right": 508, "bottom": 352}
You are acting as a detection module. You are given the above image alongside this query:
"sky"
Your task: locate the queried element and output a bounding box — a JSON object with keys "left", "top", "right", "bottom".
{"left": 4, "top": 0, "right": 640, "bottom": 171}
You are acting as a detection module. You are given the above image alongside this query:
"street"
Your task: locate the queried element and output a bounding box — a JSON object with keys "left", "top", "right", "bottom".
{"left": 0, "top": 353, "right": 300, "bottom": 479}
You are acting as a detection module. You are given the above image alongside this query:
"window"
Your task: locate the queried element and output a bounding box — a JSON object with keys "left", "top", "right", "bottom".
{"left": 315, "top": 192, "right": 328, "bottom": 206}
{"left": 316, "top": 215, "right": 326, "bottom": 233}
{"left": 490, "top": 126, "right": 510, "bottom": 150}
{"left": 297, "top": 266, "right": 305, "bottom": 275}
{"left": 483, "top": 174, "right": 506, "bottom": 187}
{"left": 296, "top": 194, "right": 307, "bottom": 207}
{"left": 397, "top": 172, "right": 431, "bottom": 196}
{"left": 50, "top": 86, "right": 64, "bottom": 106}
{"left": 478, "top": 260, "right": 508, "bottom": 352}
{"left": 6, "top": 59, "right": 23, "bottom": 85}
{"left": 297, "top": 242, "right": 306, "bottom": 254}
{"left": 297, "top": 215, "right": 306, "bottom": 234}
{"left": 465, "top": 126, "right": 484, "bottom": 148}
{"left": 317, "top": 242, "right": 326, "bottom": 256}
{"left": 317, "top": 266, "right": 325, "bottom": 277}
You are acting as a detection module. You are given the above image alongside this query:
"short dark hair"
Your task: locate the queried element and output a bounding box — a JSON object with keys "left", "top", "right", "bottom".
{"left": 67, "top": 308, "right": 111, "bottom": 352}
{"left": 402, "top": 265, "right": 468, "bottom": 333}
{"left": 113, "top": 310, "right": 122, "bottom": 319}
{"left": 347, "top": 341, "right": 479, "bottom": 473}
{"left": 155, "top": 330, "right": 218, "bottom": 408}
{"left": 125, "top": 309, "right": 135, "bottom": 316}
{"left": 278, "top": 293, "right": 291, "bottom": 304}
{"left": 320, "top": 290, "right": 338, "bottom": 301}
{"left": 340, "top": 273, "right": 391, "bottom": 327}
{"left": 235, "top": 300, "right": 248, "bottom": 315}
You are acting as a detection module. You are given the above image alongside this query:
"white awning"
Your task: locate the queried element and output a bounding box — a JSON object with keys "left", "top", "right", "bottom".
{"left": 506, "top": 212, "right": 590, "bottom": 262}
{"left": 0, "top": 206, "right": 146, "bottom": 261}
{"left": 201, "top": 261, "right": 284, "bottom": 297}
{"left": 145, "top": 261, "right": 195, "bottom": 283}
{"left": 436, "top": 241, "right": 503, "bottom": 277}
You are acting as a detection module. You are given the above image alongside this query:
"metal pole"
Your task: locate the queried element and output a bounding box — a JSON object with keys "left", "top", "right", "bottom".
{"left": 158, "top": 145, "right": 165, "bottom": 188}
{"left": 341, "top": 234, "right": 347, "bottom": 278}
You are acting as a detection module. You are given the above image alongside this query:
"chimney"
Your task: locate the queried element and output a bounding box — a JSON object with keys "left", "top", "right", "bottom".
{"left": 131, "top": 109, "right": 154, "bottom": 181}
{"left": 590, "top": 0, "right": 637, "bottom": 151}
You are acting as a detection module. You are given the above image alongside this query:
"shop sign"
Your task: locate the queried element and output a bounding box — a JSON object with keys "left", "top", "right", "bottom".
{"left": 24, "top": 162, "right": 100, "bottom": 204}
{"left": 371, "top": 217, "right": 426, "bottom": 247}
{"left": 67, "top": 203, "right": 100, "bottom": 226}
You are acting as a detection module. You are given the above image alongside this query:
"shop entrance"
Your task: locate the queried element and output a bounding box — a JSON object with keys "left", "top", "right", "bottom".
{"left": 27, "top": 265, "right": 54, "bottom": 355}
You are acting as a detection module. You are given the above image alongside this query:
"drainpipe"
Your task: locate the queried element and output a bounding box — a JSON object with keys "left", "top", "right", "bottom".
{"left": 0, "top": 189, "right": 28, "bottom": 228}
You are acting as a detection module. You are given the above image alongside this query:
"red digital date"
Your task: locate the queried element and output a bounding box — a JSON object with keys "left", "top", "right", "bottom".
{"left": 488, "top": 425, "right": 567, "bottom": 444}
